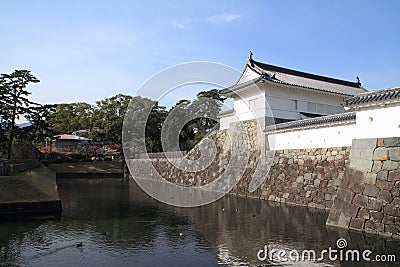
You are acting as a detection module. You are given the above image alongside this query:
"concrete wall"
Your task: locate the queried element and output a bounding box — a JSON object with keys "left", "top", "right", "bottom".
{"left": 268, "top": 123, "right": 356, "bottom": 150}
{"left": 354, "top": 104, "right": 400, "bottom": 139}
{"left": 266, "top": 103, "right": 400, "bottom": 150}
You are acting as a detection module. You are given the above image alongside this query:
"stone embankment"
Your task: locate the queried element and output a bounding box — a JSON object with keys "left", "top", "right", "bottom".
{"left": 128, "top": 120, "right": 400, "bottom": 239}
{"left": 49, "top": 162, "right": 124, "bottom": 179}
{"left": 327, "top": 137, "right": 400, "bottom": 239}
{"left": 0, "top": 162, "right": 61, "bottom": 220}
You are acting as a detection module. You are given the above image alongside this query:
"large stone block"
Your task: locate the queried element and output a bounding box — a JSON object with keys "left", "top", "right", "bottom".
{"left": 392, "top": 197, "right": 400, "bottom": 206}
{"left": 376, "top": 180, "right": 394, "bottom": 190}
{"left": 377, "top": 171, "right": 388, "bottom": 181}
{"left": 367, "top": 198, "right": 383, "bottom": 211}
{"left": 382, "top": 215, "right": 395, "bottom": 225}
{"left": 326, "top": 211, "right": 340, "bottom": 225}
{"left": 349, "top": 218, "right": 365, "bottom": 230}
{"left": 360, "top": 149, "right": 373, "bottom": 161}
{"left": 395, "top": 217, "right": 400, "bottom": 227}
{"left": 372, "top": 147, "right": 389, "bottom": 161}
{"left": 341, "top": 168, "right": 365, "bottom": 194}
{"left": 350, "top": 158, "right": 373, "bottom": 172}
{"left": 370, "top": 211, "right": 383, "bottom": 223}
{"left": 375, "top": 222, "right": 385, "bottom": 232}
{"left": 342, "top": 202, "right": 359, "bottom": 217}
{"left": 391, "top": 187, "right": 400, "bottom": 198}
{"left": 353, "top": 194, "right": 368, "bottom": 207}
{"left": 388, "top": 147, "right": 400, "bottom": 161}
{"left": 364, "top": 220, "right": 377, "bottom": 232}
{"left": 337, "top": 189, "right": 355, "bottom": 203}
{"left": 363, "top": 184, "right": 380, "bottom": 197}
{"left": 384, "top": 204, "right": 400, "bottom": 216}
{"left": 356, "top": 208, "right": 370, "bottom": 219}
{"left": 364, "top": 173, "right": 377, "bottom": 185}
{"left": 382, "top": 160, "right": 399, "bottom": 171}
{"left": 352, "top": 138, "right": 377, "bottom": 149}
{"left": 371, "top": 161, "right": 382, "bottom": 173}
{"left": 384, "top": 137, "right": 400, "bottom": 147}
{"left": 388, "top": 170, "right": 400, "bottom": 182}
{"left": 349, "top": 148, "right": 361, "bottom": 159}
{"left": 377, "top": 189, "right": 393, "bottom": 203}
{"left": 338, "top": 213, "right": 351, "bottom": 228}
{"left": 384, "top": 225, "right": 398, "bottom": 235}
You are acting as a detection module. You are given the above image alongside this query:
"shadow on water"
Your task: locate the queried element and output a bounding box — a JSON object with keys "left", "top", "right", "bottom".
{"left": 0, "top": 178, "right": 398, "bottom": 266}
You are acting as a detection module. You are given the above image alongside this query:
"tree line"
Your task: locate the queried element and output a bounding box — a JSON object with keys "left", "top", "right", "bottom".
{"left": 0, "top": 69, "right": 225, "bottom": 158}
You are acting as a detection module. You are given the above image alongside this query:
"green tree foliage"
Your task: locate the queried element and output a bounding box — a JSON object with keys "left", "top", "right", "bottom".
{"left": 49, "top": 102, "right": 94, "bottom": 134}
{"left": 0, "top": 70, "right": 40, "bottom": 159}
{"left": 92, "top": 94, "right": 133, "bottom": 144}
{"left": 21, "top": 104, "right": 56, "bottom": 148}
{"left": 145, "top": 103, "right": 167, "bottom": 152}
{"left": 171, "top": 89, "right": 225, "bottom": 151}
{"left": 45, "top": 89, "right": 224, "bottom": 155}
{"left": 162, "top": 99, "right": 194, "bottom": 152}
{"left": 190, "top": 89, "right": 226, "bottom": 133}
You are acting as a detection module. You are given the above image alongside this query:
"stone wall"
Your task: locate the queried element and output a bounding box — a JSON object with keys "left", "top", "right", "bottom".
{"left": 232, "top": 147, "right": 349, "bottom": 210}
{"left": 0, "top": 165, "right": 62, "bottom": 220}
{"left": 327, "top": 137, "right": 400, "bottom": 238}
{"left": 144, "top": 120, "right": 260, "bottom": 188}
{"left": 130, "top": 120, "right": 348, "bottom": 211}
{"left": 128, "top": 121, "right": 399, "bottom": 238}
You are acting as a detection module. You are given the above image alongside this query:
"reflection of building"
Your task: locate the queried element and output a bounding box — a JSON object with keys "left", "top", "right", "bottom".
{"left": 54, "top": 134, "right": 91, "bottom": 151}
{"left": 219, "top": 53, "right": 366, "bottom": 129}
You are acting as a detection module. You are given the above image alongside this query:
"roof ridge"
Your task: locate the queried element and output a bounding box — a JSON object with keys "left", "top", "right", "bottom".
{"left": 265, "top": 112, "right": 356, "bottom": 133}
{"left": 251, "top": 59, "right": 362, "bottom": 89}
{"left": 344, "top": 86, "right": 400, "bottom": 107}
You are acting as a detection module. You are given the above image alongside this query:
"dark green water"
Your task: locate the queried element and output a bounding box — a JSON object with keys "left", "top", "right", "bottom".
{"left": 0, "top": 178, "right": 399, "bottom": 266}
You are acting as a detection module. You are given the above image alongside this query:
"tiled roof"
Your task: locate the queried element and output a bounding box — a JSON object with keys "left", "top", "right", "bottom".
{"left": 219, "top": 76, "right": 264, "bottom": 95}
{"left": 218, "top": 108, "right": 235, "bottom": 118}
{"left": 252, "top": 60, "right": 367, "bottom": 96}
{"left": 344, "top": 87, "right": 400, "bottom": 108}
{"left": 265, "top": 112, "right": 356, "bottom": 133}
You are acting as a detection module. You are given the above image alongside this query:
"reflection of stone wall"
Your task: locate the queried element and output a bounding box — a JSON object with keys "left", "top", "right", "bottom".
{"left": 327, "top": 137, "right": 400, "bottom": 239}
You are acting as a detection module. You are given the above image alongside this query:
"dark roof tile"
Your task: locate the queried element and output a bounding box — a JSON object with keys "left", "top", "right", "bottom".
{"left": 344, "top": 87, "right": 400, "bottom": 108}
{"left": 251, "top": 59, "right": 367, "bottom": 96}
{"left": 265, "top": 112, "right": 356, "bottom": 133}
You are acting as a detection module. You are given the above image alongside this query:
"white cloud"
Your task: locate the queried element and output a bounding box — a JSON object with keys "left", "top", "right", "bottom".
{"left": 171, "top": 21, "right": 186, "bottom": 29}
{"left": 208, "top": 12, "right": 241, "bottom": 23}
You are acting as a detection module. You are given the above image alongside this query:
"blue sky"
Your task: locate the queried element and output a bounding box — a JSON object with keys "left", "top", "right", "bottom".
{"left": 1, "top": 0, "right": 399, "bottom": 107}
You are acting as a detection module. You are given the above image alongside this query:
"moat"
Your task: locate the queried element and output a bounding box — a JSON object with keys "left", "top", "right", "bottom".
{"left": 0, "top": 178, "right": 399, "bottom": 267}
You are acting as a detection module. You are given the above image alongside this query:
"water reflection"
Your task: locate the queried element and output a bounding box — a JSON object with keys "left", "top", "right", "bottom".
{"left": 0, "top": 179, "right": 398, "bottom": 267}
